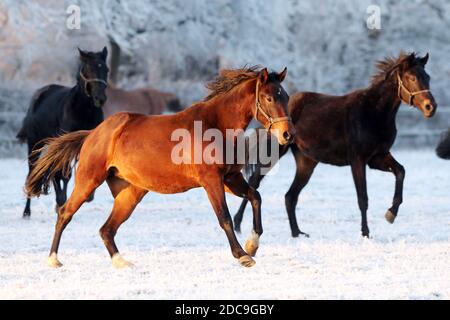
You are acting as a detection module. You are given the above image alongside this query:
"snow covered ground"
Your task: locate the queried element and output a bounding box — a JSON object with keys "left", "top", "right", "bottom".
{"left": 0, "top": 149, "right": 449, "bottom": 300}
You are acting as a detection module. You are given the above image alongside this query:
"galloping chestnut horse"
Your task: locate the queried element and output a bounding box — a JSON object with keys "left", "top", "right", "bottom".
{"left": 234, "top": 53, "right": 437, "bottom": 238}
{"left": 26, "top": 66, "right": 295, "bottom": 268}
{"left": 17, "top": 48, "right": 109, "bottom": 217}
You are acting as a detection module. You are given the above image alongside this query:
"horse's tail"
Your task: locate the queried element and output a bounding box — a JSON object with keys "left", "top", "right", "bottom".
{"left": 436, "top": 129, "right": 450, "bottom": 159}
{"left": 26, "top": 130, "right": 91, "bottom": 198}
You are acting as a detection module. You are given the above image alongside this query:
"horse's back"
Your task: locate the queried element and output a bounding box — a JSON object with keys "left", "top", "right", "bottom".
{"left": 289, "top": 92, "right": 350, "bottom": 166}
{"left": 18, "top": 84, "right": 70, "bottom": 144}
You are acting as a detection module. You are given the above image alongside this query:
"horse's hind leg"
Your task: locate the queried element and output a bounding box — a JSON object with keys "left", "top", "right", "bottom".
{"left": 100, "top": 176, "right": 147, "bottom": 268}
{"left": 368, "top": 153, "right": 405, "bottom": 224}
{"left": 48, "top": 173, "right": 106, "bottom": 268}
{"left": 285, "top": 145, "right": 317, "bottom": 237}
{"left": 23, "top": 143, "right": 41, "bottom": 218}
{"left": 225, "top": 172, "right": 262, "bottom": 257}
{"left": 53, "top": 171, "right": 71, "bottom": 212}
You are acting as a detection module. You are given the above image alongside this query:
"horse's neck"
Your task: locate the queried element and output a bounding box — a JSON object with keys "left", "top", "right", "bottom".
{"left": 206, "top": 81, "right": 255, "bottom": 132}
{"left": 368, "top": 77, "right": 402, "bottom": 120}
{"left": 71, "top": 84, "right": 95, "bottom": 112}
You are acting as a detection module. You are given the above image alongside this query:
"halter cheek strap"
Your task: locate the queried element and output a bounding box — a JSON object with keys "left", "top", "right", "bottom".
{"left": 79, "top": 70, "right": 108, "bottom": 97}
{"left": 255, "top": 81, "right": 291, "bottom": 131}
{"left": 397, "top": 72, "right": 430, "bottom": 106}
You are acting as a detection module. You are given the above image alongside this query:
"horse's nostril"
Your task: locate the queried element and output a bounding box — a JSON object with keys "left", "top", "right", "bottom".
{"left": 283, "top": 131, "right": 292, "bottom": 142}
{"left": 425, "top": 104, "right": 432, "bottom": 111}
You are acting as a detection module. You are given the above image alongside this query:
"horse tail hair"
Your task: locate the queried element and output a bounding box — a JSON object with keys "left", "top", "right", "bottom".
{"left": 26, "top": 130, "right": 91, "bottom": 198}
{"left": 436, "top": 129, "right": 450, "bottom": 159}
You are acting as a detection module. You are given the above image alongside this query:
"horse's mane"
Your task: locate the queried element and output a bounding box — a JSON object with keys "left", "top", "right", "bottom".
{"left": 371, "top": 52, "right": 417, "bottom": 84}
{"left": 204, "top": 65, "right": 279, "bottom": 101}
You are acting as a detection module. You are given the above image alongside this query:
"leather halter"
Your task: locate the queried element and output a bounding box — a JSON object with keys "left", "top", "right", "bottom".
{"left": 79, "top": 70, "right": 108, "bottom": 97}
{"left": 397, "top": 72, "right": 430, "bottom": 106}
{"left": 255, "top": 81, "right": 291, "bottom": 130}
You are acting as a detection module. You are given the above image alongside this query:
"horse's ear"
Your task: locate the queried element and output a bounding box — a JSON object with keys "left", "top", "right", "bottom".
{"left": 418, "top": 52, "right": 429, "bottom": 66}
{"left": 278, "top": 67, "right": 288, "bottom": 82}
{"left": 397, "top": 53, "right": 415, "bottom": 74}
{"left": 259, "top": 68, "right": 269, "bottom": 84}
{"left": 78, "top": 48, "right": 89, "bottom": 61}
{"left": 101, "top": 46, "right": 108, "bottom": 60}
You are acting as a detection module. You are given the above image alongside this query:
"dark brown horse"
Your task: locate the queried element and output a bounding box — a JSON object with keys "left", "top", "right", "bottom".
{"left": 26, "top": 66, "right": 294, "bottom": 268}
{"left": 234, "top": 53, "right": 437, "bottom": 238}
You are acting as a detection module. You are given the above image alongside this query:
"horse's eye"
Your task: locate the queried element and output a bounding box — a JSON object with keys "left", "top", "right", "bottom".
{"left": 266, "top": 96, "right": 273, "bottom": 103}
{"left": 410, "top": 75, "right": 417, "bottom": 82}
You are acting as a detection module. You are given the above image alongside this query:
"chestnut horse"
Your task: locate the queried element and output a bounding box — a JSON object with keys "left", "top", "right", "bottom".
{"left": 234, "top": 53, "right": 437, "bottom": 238}
{"left": 26, "top": 67, "right": 295, "bottom": 268}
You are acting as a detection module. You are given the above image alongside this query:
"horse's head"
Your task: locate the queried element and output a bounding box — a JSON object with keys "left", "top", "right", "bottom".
{"left": 254, "top": 68, "right": 295, "bottom": 145}
{"left": 395, "top": 53, "right": 437, "bottom": 118}
{"left": 78, "top": 47, "right": 109, "bottom": 108}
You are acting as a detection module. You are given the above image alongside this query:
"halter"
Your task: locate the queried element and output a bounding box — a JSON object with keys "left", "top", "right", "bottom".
{"left": 255, "top": 81, "right": 291, "bottom": 130}
{"left": 397, "top": 72, "right": 430, "bottom": 106}
{"left": 79, "top": 70, "right": 108, "bottom": 97}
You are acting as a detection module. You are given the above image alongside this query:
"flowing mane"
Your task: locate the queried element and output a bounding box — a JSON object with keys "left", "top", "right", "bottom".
{"left": 204, "top": 66, "right": 261, "bottom": 101}
{"left": 204, "top": 66, "right": 282, "bottom": 101}
{"left": 371, "top": 52, "right": 418, "bottom": 84}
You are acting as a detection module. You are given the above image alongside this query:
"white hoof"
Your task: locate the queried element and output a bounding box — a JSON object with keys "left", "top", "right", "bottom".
{"left": 238, "top": 255, "right": 256, "bottom": 268}
{"left": 244, "top": 230, "right": 260, "bottom": 257}
{"left": 112, "top": 253, "right": 134, "bottom": 269}
{"left": 48, "top": 253, "right": 63, "bottom": 268}
{"left": 385, "top": 210, "right": 396, "bottom": 224}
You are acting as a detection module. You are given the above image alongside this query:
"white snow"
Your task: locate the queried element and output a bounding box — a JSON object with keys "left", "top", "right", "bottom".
{"left": 0, "top": 149, "right": 449, "bottom": 299}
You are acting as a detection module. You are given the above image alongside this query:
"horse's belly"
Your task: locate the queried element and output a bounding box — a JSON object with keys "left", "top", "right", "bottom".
{"left": 115, "top": 162, "right": 200, "bottom": 194}
{"left": 296, "top": 137, "right": 349, "bottom": 166}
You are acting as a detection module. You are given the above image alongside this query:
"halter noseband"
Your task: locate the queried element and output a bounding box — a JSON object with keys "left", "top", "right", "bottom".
{"left": 79, "top": 70, "right": 108, "bottom": 97}
{"left": 255, "top": 81, "right": 291, "bottom": 130}
{"left": 397, "top": 72, "right": 430, "bottom": 106}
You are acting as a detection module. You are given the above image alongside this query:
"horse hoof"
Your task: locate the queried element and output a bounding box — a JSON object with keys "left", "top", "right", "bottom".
{"left": 385, "top": 210, "right": 396, "bottom": 224}
{"left": 23, "top": 213, "right": 31, "bottom": 220}
{"left": 48, "top": 253, "right": 63, "bottom": 268}
{"left": 244, "top": 230, "right": 260, "bottom": 257}
{"left": 112, "top": 253, "right": 134, "bottom": 269}
{"left": 238, "top": 255, "right": 256, "bottom": 268}
{"left": 292, "top": 230, "right": 310, "bottom": 238}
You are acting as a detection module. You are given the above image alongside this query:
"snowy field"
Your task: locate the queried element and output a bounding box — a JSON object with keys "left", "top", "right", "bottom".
{"left": 0, "top": 149, "right": 449, "bottom": 300}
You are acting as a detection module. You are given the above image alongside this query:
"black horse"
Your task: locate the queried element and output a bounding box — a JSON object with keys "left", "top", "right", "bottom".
{"left": 17, "top": 47, "right": 109, "bottom": 218}
{"left": 234, "top": 52, "right": 437, "bottom": 238}
{"left": 436, "top": 130, "right": 450, "bottom": 159}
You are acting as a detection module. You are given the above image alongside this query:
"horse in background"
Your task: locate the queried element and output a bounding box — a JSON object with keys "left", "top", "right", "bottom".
{"left": 103, "top": 83, "right": 182, "bottom": 117}
{"left": 102, "top": 38, "right": 182, "bottom": 118}
{"left": 17, "top": 47, "right": 109, "bottom": 218}
{"left": 436, "top": 130, "right": 450, "bottom": 159}
{"left": 234, "top": 52, "right": 437, "bottom": 238}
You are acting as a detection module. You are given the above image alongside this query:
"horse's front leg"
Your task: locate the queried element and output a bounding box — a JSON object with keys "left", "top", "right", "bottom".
{"left": 350, "top": 158, "right": 370, "bottom": 237}
{"left": 368, "top": 153, "right": 405, "bottom": 224}
{"left": 225, "top": 172, "right": 262, "bottom": 257}
{"left": 202, "top": 175, "right": 255, "bottom": 267}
